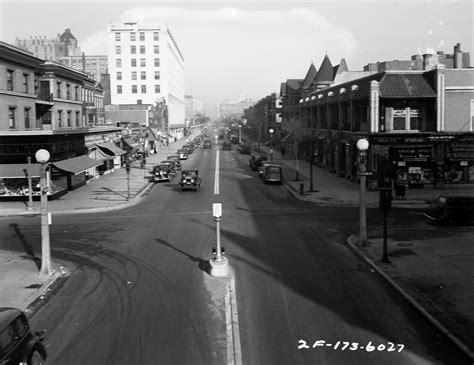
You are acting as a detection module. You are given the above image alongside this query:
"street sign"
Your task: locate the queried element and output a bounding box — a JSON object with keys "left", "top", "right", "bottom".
{"left": 213, "top": 203, "right": 222, "bottom": 217}
{"left": 359, "top": 171, "right": 373, "bottom": 176}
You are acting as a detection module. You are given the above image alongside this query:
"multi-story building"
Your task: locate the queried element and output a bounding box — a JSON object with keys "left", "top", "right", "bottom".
{"left": 58, "top": 54, "right": 108, "bottom": 82}
{"left": 219, "top": 96, "right": 255, "bottom": 120}
{"left": 106, "top": 22, "right": 185, "bottom": 136}
{"left": 0, "top": 42, "right": 123, "bottom": 200}
{"left": 185, "top": 94, "right": 205, "bottom": 120}
{"left": 15, "top": 28, "right": 82, "bottom": 61}
{"left": 276, "top": 43, "right": 474, "bottom": 189}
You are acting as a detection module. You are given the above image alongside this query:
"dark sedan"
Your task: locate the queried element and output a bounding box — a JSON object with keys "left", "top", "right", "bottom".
{"left": 424, "top": 195, "right": 474, "bottom": 225}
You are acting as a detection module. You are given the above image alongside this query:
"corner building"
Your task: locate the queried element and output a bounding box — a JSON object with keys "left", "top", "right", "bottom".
{"left": 106, "top": 22, "right": 185, "bottom": 132}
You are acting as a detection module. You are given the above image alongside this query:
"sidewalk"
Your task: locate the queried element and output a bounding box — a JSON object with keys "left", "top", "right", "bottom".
{"left": 0, "top": 137, "right": 190, "bottom": 315}
{"left": 1, "top": 139, "right": 473, "bottom": 360}
{"left": 257, "top": 144, "right": 474, "bottom": 360}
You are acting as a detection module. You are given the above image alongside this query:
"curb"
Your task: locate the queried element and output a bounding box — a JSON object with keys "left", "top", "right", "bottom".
{"left": 345, "top": 234, "right": 474, "bottom": 362}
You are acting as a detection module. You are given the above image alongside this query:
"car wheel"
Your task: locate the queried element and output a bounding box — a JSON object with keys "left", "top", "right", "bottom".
{"left": 29, "top": 350, "right": 45, "bottom": 365}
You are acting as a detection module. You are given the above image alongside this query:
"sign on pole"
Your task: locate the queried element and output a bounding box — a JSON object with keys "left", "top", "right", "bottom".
{"left": 213, "top": 203, "right": 222, "bottom": 218}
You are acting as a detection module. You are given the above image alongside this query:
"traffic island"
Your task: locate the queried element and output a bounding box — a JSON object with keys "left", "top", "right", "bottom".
{"left": 209, "top": 257, "right": 229, "bottom": 277}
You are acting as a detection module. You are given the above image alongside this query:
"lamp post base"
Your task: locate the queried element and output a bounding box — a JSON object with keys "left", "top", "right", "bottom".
{"left": 209, "top": 257, "right": 229, "bottom": 277}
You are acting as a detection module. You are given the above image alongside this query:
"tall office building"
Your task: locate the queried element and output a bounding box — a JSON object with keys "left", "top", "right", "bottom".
{"left": 106, "top": 22, "right": 185, "bottom": 128}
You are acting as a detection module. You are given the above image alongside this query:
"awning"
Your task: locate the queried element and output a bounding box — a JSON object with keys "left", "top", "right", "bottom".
{"left": 160, "top": 132, "right": 174, "bottom": 139}
{"left": 123, "top": 138, "right": 140, "bottom": 149}
{"left": 96, "top": 142, "right": 127, "bottom": 156}
{"left": 0, "top": 164, "right": 41, "bottom": 178}
{"left": 93, "top": 148, "right": 114, "bottom": 161}
{"left": 52, "top": 155, "right": 103, "bottom": 175}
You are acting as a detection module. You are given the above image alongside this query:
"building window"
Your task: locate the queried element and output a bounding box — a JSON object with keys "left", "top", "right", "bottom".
{"left": 116, "top": 59, "right": 122, "bottom": 67}
{"left": 154, "top": 45, "right": 159, "bottom": 54}
{"left": 131, "top": 58, "right": 137, "bottom": 67}
{"left": 139, "top": 32, "right": 145, "bottom": 41}
{"left": 117, "top": 71, "right": 122, "bottom": 80}
{"left": 58, "top": 110, "right": 63, "bottom": 127}
{"left": 154, "top": 58, "right": 160, "bottom": 67}
{"left": 66, "top": 84, "right": 70, "bottom": 99}
{"left": 132, "top": 85, "right": 137, "bottom": 93}
{"left": 141, "top": 71, "right": 146, "bottom": 80}
{"left": 140, "top": 45, "right": 145, "bottom": 54}
{"left": 117, "top": 85, "right": 122, "bottom": 94}
{"left": 154, "top": 71, "right": 160, "bottom": 80}
{"left": 23, "top": 73, "right": 29, "bottom": 93}
{"left": 115, "top": 45, "right": 121, "bottom": 54}
{"left": 140, "top": 58, "right": 146, "bottom": 67}
{"left": 115, "top": 32, "right": 121, "bottom": 41}
{"left": 56, "top": 81, "right": 61, "bottom": 98}
{"left": 130, "top": 32, "right": 136, "bottom": 41}
{"left": 67, "top": 110, "right": 72, "bottom": 127}
{"left": 24, "top": 108, "right": 31, "bottom": 128}
{"left": 75, "top": 86, "right": 79, "bottom": 100}
{"left": 131, "top": 71, "right": 137, "bottom": 80}
{"left": 6, "top": 70, "right": 14, "bottom": 91}
{"left": 153, "top": 32, "right": 159, "bottom": 41}
{"left": 131, "top": 45, "right": 136, "bottom": 54}
{"left": 155, "top": 85, "right": 161, "bottom": 93}
{"left": 8, "top": 107, "right": 16, "bottom": 128}
{"left": 141, "top": 85, "right": 146, "bottom": 93}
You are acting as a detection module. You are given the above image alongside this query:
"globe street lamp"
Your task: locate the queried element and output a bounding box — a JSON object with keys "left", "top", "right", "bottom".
{"left": 356, "top": 138, "right": 369, "bottom": 247}
{"left": 35, "top": 149, "right": 54, "bottom": 277}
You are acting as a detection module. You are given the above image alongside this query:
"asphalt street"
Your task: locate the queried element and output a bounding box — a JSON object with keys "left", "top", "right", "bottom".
{"left": 1, "top": 143, "right": 470, "bottom": 364}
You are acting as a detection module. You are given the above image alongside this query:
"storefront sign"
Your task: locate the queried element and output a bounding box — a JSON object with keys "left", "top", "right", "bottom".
{"left": 394, "top": 146, "right": 432, "bottom": 162}
{"left": 447, "top": 142, "right": 474, "bottom": 161}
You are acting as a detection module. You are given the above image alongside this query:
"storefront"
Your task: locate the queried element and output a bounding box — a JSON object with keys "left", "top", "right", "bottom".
{"left": 52, "top": 155, "right": 104, "bottom": 191}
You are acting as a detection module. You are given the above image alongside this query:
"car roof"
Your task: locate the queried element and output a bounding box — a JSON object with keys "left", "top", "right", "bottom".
{"left": 0, "top": 307, "right": 22, "bottom": 325}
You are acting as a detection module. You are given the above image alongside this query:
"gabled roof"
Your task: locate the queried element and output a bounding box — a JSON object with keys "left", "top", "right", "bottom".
{"left": 314, "top": 54, "right": 334, "bottom": 83}
{"left": 380, "top": 73, "right": 436, "bottom": 97}
{"left": 286, "top": 79, "right": 304, "bottom": 92}
{"left": 301, "top": 63, "right": 318, "bottom": 90}
{"left": 333, "top": 58, "right": 349, "bottom": 78}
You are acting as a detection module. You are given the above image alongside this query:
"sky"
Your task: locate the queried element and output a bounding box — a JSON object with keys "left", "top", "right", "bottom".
{"left": 1, "top": 0, "right": 473, "bottom": 118}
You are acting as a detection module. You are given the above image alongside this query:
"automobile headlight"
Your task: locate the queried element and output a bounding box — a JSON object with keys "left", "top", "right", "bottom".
{"left": 190, "top": 179, "right": 194, "bottom": 183}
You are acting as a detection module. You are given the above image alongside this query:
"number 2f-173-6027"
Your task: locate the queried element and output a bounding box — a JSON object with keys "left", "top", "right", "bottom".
{"left": 298, "top": 339, "right": 405, "bottom": 353}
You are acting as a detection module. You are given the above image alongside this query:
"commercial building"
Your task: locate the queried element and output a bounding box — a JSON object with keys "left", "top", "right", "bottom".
{"left": 106, "top": 22, "right": 185, "bottom": 136}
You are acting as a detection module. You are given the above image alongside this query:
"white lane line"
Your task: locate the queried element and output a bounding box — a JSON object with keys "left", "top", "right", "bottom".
{"left": 214, "top": 149, "right": 220, "bottom": 195}
{"left": 225, "top": 273, "right": 242, "bottom": 365}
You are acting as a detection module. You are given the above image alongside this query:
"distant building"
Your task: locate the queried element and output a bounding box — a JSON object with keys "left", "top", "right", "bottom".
{"left": 106, "top": 22, "right": 185, "bottom": 133}
{"left": 185, "top": 94, "right": 204, "bottom": 120}
{"left": 219, "top": 96, "right": 255, "bottom": 119}
{"left": 58, "top": 54, "right": 108, "bottom": 83}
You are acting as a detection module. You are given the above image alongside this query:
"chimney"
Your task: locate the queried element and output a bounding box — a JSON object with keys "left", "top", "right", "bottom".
{"left": 423, "top": 53, "right": 437, "bottom": 70}
{"left": 454, "top": 43, "right": 463, "bottom": 69}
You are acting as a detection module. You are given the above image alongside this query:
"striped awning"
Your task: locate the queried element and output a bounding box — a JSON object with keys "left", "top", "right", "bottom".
{"left": 96, "top": 142, "right": 127, "bottom": 156}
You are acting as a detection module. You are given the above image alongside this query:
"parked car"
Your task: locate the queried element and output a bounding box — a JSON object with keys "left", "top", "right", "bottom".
{"left": 258, "top": 161, "right": 276, "bottom": 178}
{"left": 177, "top": 149, "right": 189, "bottom": 160}
{"left": 152, "top": 164, "right": 173, "bottom": 182}
{"left": 249, "top": 153, "right": 267, "bottom": 171}
{"left": 0, "top": 307, "right": 47, "bottom": 365}
{"left": 166, "top": 155, "right": 181, "bottom": 170}
{"left": 262, "top": 164, "right": 283, "bottom": 184}
{"left": 222, "top": 141, "right": 232, "bottom": 151}
{"left": 424, "top": 195, "right": 474, "bottom": 225}
{"left": 179, "top": 169, "right": 201, "bottom": 191}
{"left": 238, "top": 142, "right": 251, "bottom": 154}
{"left": 203, "top": 140, "right": 212, "bottom": 149}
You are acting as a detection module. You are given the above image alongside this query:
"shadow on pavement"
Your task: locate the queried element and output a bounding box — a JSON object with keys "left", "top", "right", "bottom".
{"left": 9, "top": 223, "right": 41, "bottom": 270}
{"left": 155, "top": 238, "right": 210, "bottom": 273}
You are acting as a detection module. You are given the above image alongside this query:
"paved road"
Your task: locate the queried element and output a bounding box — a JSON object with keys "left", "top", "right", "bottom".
{"left": 2, "top": 144, "right": 470, "bottom": 364}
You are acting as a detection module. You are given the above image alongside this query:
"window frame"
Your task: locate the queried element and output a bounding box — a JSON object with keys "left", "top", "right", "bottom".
{"left": 8, "top": 106, "right": 16, "bottom": 129}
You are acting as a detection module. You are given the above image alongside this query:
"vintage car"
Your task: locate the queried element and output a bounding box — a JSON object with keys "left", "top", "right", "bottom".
{"left": 179, "top": 169, "right": 201, "bottom": 191}
{"left": 0, "top": 307, "right": 47, "bottom": 365}
{"left": 262, "top": 164, "right": 283, "bottom": 184}
{"left": 424, "top": 195, "right": 474, "bottom": 225}
{"left": 152, "top": 164, "right": 173, "bottom": 182}
{"left": 222, "top": 141, "right": 232, "bottom": 151}
{"left": 167, "top": 155, "right": 181, "bottom": 170}
{"left": 258, "top": 160, "right": 276, "bottom": 178}
{"left": 160, "top": 161, "right": 177, "bottom": 177}
{"left": 203, "top": 139, "right": 212, "bottom": 149}
{"left": 177, "top": 149, "right": 189, "bottom": 160}
{"left": 238, "top": 142, "right": 251, "bottom": 154}
{"left": 183, "top": 143, "right": 195, "bottom": 154}
{"left": 249, "top": 153, "right": 267, "bottom": 171}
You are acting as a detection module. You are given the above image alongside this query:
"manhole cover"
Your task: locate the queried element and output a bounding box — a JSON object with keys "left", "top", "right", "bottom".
{"left": 397, "top": 242, "right": 414, "bottom": 247}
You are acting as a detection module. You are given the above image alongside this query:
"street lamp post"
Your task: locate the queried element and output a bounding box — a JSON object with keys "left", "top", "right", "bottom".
{"left": 269, "top": 128, "right": 274, "bottom": 161}
{"left": 238, "top": 125, "right": 242, "bottom": 144}
{"left": 35, "top": 149, "right": 54, "bottom": 277}
{"left": 125, "top": 156, "right": 131, "bottom": 201}
{"left": 357, "top": 138, "right": 370, "bottom": 247}
{"left": 26, "top": 156, "right": 33, "bottom": 211}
